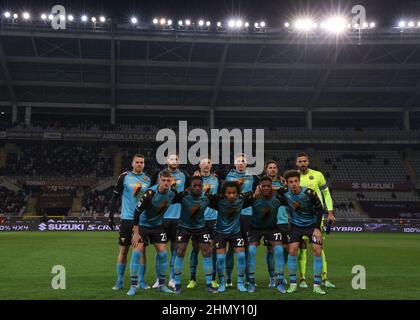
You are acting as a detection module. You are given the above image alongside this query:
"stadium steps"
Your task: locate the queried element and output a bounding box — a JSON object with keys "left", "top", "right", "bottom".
{"left": 403, "top": 158, "right": 417, "bottom": 182}
{"left": 71, "top": 197, "right": 82, "bottom": 217}
{"left": 0, "top": 176, "right": 21, "bottom": 192}
{"left": 25, "top": 197, "right": 38, "bottom": 215}
{"left": 91, "top": 177, "right": 115, "bottom": 192}
{"left": 71, "top": 196, "right": 82, "bottom": 216}
{"left": 351, "top": 200, "right": 368, "bottom": 217}
{"left": 0, "top": 143, "right": 18, "bottom": 168}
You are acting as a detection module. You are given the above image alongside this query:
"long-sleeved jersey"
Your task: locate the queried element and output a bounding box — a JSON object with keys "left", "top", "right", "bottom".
{"left": 153, "top": 168, "right": 190, "bottom": 220}
{"left": 278, "top": 186, "right": 324, "bottom": 229}
{"left": 133, "top": 185, "right": 177, "bottom": 227}
{"left": 299, "top": 168, "right": 333, "bottom": 212}
{"left": 208, "top": 192, "right": 254, "bottom": 235}
{"left": 250, "top": 194, "right": 284, "bottom": 229}
{"left": 225, "top": 169, "right": 259, "bottom": 216}
{"left": 175, "top": 190, "right": 210, "bottom": 229}
{"left": 201, "top": 173, "right": 220, "bottom": 221}
{"left": 108, "top": 171, "right": 152, "bottom": 220}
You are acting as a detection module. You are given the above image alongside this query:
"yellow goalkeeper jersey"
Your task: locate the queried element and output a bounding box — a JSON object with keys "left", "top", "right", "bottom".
{"left": 299, "top": 168, "right": 333, "bottom": 212}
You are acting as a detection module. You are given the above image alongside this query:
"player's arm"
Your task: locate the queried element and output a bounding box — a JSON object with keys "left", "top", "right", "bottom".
{"left": 206, "top": 193, "right": 220, "bottom": 210}
{"left": 172, "top": 190, "right": 185, "bottom": 204}
{"left": 306, "top": 188, "right": 324, "bottom": 229}
{"left": 241, "top": 191, "right": 256, "bottom": 208}
{"left": 184, "top": 171, "right": 191, "bottom": 189}
{"left": 132, "top": 190, "right": 153, "bottom": 247}
{"left": 275, "top": 186, "right": 289, "bottom": 206}
{"left": 318, "top": 172, "right": 335, "bottom": 222}
{"left": 108, "top": 172, "right": 126, "bottom": 229}
{"left": 133, "top": 190, "right": 153, "bottom": 227}
{"left": 305, "top": 188, "right": 325, "bottom": 243}
{"left": 251, "top": 175, "right": 260, "bottom": 191}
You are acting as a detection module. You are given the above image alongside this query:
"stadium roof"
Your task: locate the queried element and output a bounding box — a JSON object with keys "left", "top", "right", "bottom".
{"left": 1, "top": 24, "right": 420, "bottom": 117}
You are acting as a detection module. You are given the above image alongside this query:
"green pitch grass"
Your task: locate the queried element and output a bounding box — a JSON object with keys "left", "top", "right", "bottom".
{"left": 0, "top": 232, "right": 419, "bottom": 300}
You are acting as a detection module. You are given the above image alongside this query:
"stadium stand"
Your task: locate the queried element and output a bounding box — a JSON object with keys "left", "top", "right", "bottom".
{"left": 331, "top": 195, "right": 361, "bottom": 218}
{"left": 80, "top": 188, "right": 113, "bottom": 217}
{"left": 319, "top": 150, "right": 409, "bottom": 183}
{"left": 0, "top": 186, "right": 27, "bottom": 216}
{"left": 1, "top": 143, "right": 115, "bottom": 177}
{"left": 410, "top": 151, "right": 420, "bottom": 178}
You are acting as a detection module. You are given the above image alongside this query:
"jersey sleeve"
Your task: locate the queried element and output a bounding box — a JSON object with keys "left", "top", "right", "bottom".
{"left": 318, "top": 172, "right": 333, "bottom": 212}
{"left": 252, "top": 175, "right": 260, "bottom": 191}
{"left": 172, "top": 190, "right": 185, "bottom": 204}
{"left": 206, "top": 194, "right": 220, "bottom": 210}
{"left": 305, "top": 188, "right": 324, "bottom": 229}
{"left": 133, "top": 190, "right": 153, "bottom": 226}
{"left": 108, "top": 172, "right": 127, "bottom": 219}
{"left": 275, "top": 187, "right": 289, "bottom": 206}
{"left": 184, "top": 171, "right": 191, "bottom": 189}
{"left": 241, "top": 191, "right": 256, "bottom": 208}
{"left": 215, "top": 175, "right": 222, "bottom": 194}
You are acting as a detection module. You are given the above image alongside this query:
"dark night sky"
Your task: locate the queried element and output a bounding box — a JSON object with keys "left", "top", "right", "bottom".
{"left": 2, "top": 0, "right": 420, "bottom": 27}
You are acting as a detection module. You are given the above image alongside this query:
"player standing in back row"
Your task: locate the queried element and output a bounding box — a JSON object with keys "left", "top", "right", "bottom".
{"left": 224, "top": 154, "right": 259, "bottom": 286}
{"left": 295, "top": 152, "right": 336, "bottom": 289}
{"left": 108, "top": 154, "right": 152, "bottom": 291}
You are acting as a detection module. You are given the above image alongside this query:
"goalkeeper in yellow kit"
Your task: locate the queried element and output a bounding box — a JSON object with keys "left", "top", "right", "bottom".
{"left": 295, "top": 152, "right": 336, "bottom": 289}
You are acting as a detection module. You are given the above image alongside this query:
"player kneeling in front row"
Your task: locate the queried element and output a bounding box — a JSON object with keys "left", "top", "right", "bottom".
{"left": 130, "top": 171, "right": 177, "bottom": 295}
{"left": 210, "top": 181, "right": 255, "bottom": 293}
{"left": 280, "top": 170, "right": 326, "bottom": 295}
{"left": 247, "top": 177, "right": 289, "bottom": 294}
{"left": 173, "top": 176, "right": 217, "bottom": 294}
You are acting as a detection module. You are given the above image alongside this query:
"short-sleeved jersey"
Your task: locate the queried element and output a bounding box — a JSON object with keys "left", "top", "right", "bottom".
{"left": 280, "top": 186, "right": 324, "bottom": 228}
{"left": 299, "top": 168, "right": 330, "bottom": 209}
{"left": 176, "top": 190, "right": 210, "bottom": 229}
{"left": 202, "top": 173, "right": 220, "bottom": 221}
{"left": 250, "top": 194, "right": 283, "bottom": 229}
{"left": 209, "top": 192, "right": 254, "bottom": 235}
{"left": 225, "top": 169, "right": 259, "bottom": 216}
{"left": 134, "top": 185, "right": 177, "bottom": 228}
{"left": 111, "top": 171, "right": 152, "bottom": 220}
{"left": 154, "top": 168, "right": 190, "bottom": 220}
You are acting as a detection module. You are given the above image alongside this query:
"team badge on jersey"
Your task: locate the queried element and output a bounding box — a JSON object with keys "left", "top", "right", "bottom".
{"left": 309, "top": 176, "right": 314, "bottom": 180}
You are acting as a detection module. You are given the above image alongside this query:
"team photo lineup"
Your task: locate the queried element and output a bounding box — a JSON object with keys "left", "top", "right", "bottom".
{"left": 108, "top": 152, "right": 336, "bottom": 296}
{"left": 1, "top": 0, "right": 420, "bottom": 307}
